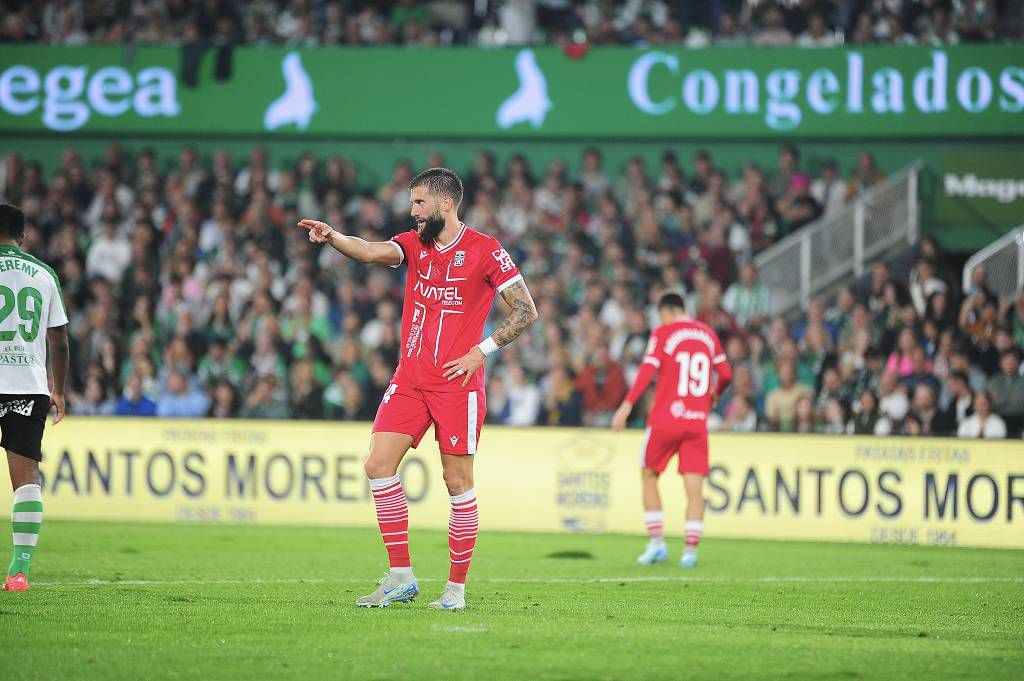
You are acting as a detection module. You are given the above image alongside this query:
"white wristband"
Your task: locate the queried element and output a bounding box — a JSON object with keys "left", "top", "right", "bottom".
{"left": 476, "top": 337, "right": 499, "bottom": 356}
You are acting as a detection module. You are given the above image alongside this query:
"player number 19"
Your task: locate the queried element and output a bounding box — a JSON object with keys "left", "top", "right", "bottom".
{"left": 675, "top": 351, "right": 710, "bottom": 397}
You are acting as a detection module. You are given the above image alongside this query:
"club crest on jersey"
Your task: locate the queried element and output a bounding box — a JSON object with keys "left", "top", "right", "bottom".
{"left": 454, "top": 250, "right": 465, "bottom": 267}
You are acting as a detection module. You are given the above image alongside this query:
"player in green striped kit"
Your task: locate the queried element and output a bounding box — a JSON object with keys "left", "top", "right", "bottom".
{"left": 0, "top": 204, "right": 68, "bottom": 592}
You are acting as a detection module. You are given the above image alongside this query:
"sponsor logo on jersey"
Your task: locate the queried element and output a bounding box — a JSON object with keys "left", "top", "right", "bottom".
{"left": 413, "top": 280, "right": 464, "bottom": 306}
{"left": 491, "top": 248, "right": 516, "bottom": 274}
{"left": 420, "top": 250, "right": 429, "bottom": 259}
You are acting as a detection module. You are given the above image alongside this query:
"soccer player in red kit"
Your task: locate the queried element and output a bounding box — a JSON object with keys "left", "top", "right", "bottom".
{"left": 298, "top": 168, "right": 537, "bottom": 610}
{"left": 611, "top": 293, "right": 731, "bottom": 569}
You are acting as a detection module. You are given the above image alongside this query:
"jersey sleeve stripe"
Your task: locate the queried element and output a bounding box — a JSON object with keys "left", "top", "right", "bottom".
{"left": 387, "top": 240, "right": 405, "bottom": 268}
{"left": 496, "top": 273, "right": 524, "bottom": 292}
{"left": 643, "top": 356, "right": 661, "bottom": 368}
{"left": 713, "top": 354, "right": 727, "bottom": 364}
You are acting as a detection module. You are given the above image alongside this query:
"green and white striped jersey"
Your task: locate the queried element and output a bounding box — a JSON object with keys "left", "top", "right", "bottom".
{"left": 0, "top": 244, "right": 67, "bottom": 395}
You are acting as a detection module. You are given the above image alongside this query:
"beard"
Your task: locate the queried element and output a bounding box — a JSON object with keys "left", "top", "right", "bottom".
{"left": 417, "top": 211, "right": 445, "bottom": 244}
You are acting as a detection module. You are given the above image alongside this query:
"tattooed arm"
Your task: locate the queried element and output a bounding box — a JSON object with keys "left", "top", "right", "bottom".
{"left": 442, "top": 279, "right": 538, "bottom": 386}
{"left": 492, "top": 280, "right": 539, "bottom": 348}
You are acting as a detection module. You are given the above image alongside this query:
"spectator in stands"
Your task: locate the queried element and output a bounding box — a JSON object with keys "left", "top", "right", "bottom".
{"left": 846, "top": 153, "right": 885, "bottom": 200}
{"left": 239, "top": 375, "right": 289, "bottom": 419}
{"left": 715, "top": 12, "right": 747, "bottom": 45}
{"left": 909, "top": 259, "right": 948, "bottom": 318}
{"left": 886, "top": 328, "right": 919, "bottom": 377}
{"left": 939, "top": 370, "right": 974, "bottom": 429}
{"left": 287, "top": 358, "right": 324, "bottom": 420}
{"left": 986, "top": 348, "right": 1024, "bottom": 434}
{"left": 797, "top": 10, "right": 836, "bottom": 46}
{"left": 71, "top": 376, "right": 116, "bottom": 416}
{"left": 114, "top": 372, "right": 157, "bottom": 417}
{"left": 810, "top": 159, "right": 846, "bottom": 218}
{"left": 157, "top": 369, "right": 210, "bottom": 418}
{"left": 86, "top": 219, "right": 131, "bottom": 285}
{"left": 877, "top": 370, "right": 909, "bottom": 425}
{"left": 722, "top": 263, "right": 770, "bottom": 329}
{"left": 920, "top": 4, "right": 960, "bottom": 45}
{"left": 576, "top": 345, "right": 627, "bottom": 427}
{"left": 208, "top": 381, "right": 240, "bottom": 418}
{"left": 503, "top": 364, "right": 543, "bottom": 426}
{"left": 765, "top": 360, "right": 814, "bottom": 432}
{"left": 753, "top": 4, "right": 794, "bottom": 46}
{"left": 820, "top": 398, "right": 849, "bottom": 434}
{"left": 908, "top": 383, "right": 947, "bottom": 436}
{"left": 954, "top": 0, "right": 996, "bottom": 42}
{"left": 851, "top": 388, "right": 882, "bottom": 435}
{"left": 793, "top": 395, "right": 816, "bottom": 433}
{"left": 900, "top": 346, "right": 940, "bottom": 396}
{"left": 957, "top": 390, "right": 1007, "bottom": 439}
{"left": 960, "top": 293, "right": 1001, "bottom": 374}
{"left": 537, "top": 366, "right": 583, "bottom": 427}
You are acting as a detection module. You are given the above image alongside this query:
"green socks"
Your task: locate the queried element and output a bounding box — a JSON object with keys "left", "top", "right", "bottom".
{"left": 9, "top": 484, "right": 42, "bottom": 577}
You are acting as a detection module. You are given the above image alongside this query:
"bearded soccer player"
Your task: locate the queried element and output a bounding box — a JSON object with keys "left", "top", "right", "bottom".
{"left": 611, "top": 293, "right": 731, "bottom": 569}
{"left": 299, "top": 168, "right": 537, "bottom": 610}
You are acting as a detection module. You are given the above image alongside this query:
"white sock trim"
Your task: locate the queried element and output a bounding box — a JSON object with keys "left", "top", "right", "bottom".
{"left": 450, "top": 488, "right": 476, "bottom": 504}
{"left": 368, "top": 475, "right": 401, "bottom": 491}
{"left": 390, "top": 566, "right": 415, "bottom": 581}
{"left": 643, "top": 510, "right": 664, "bottom": 523}
{"left": 685, "top": 520, "right": 704, "bottom": 532}
{"left": 445, "top": 580, "right": 466, "bottom": 594}
{"left": 13, "top": 484, "right": 42, "bottom": 503}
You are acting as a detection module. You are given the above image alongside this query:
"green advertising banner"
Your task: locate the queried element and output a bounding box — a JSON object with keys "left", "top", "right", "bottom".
{"left": 0, "top": 44, "right": 1022, "bottom": 138}
{"left": 940, "top": 151, "right": 1024, "bottom": 228}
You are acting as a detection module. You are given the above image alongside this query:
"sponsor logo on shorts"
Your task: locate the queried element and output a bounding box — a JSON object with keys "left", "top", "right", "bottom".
{"left": 0, "top": 399, "right": 34, "bottom": 417}
{"left": 450, "top": 435, "right": 459, "bottom": 446}
{"left": 670, "top": 400, "right": 706, "bottom": 420}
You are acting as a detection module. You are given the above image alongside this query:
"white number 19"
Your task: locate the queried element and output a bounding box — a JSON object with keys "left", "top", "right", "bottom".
{"left": 675, "top": 351, "right": 710, "bottom": 397}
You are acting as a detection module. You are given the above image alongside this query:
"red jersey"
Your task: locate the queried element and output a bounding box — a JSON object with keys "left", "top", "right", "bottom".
{"left": 625, "top": 317, "right": 732, "bottom": 431}
{"left": 389, "top": 223, "right": 521, "bottom": 392}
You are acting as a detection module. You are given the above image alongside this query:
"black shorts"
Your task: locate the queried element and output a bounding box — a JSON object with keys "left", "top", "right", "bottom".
{"left": 0, "top": 394, "right": 50, "bottom": 461}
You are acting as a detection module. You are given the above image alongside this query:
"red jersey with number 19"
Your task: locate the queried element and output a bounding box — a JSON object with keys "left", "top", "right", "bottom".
{"left": 388, "top": 223, "right": 522, "bottom": 393}
{"left": 626, "top": 317, "right": 732, "bottom": 431}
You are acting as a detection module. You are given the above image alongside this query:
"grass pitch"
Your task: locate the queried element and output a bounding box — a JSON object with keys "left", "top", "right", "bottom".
{"left": 1, "top": 521, "right": 1021, "bottom": 680}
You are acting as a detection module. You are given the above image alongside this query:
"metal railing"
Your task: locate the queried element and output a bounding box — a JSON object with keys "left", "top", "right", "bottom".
{"left": 753, "top": 162, "right": 922, "bottom": 316}
{"left": 961, "top": 226, "right": 1024, "bottom": 298}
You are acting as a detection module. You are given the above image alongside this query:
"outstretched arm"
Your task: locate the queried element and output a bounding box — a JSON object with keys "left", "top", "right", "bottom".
{"left": 297, "top": 219, "right": 402, "bottom": 266}
{"left": 442, "top": 279, "right": 539, "bottom": 387}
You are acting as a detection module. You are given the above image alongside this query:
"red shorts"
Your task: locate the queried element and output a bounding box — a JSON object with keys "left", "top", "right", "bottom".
{"left": 641, "top": 428, "right": 710, "bottom": 476}
{"left": 372, "top": 382, "right": 486, "bottom": 455}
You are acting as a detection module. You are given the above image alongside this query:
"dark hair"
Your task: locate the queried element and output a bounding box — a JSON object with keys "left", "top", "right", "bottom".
{"left": 658, "top": 292, "right": 686, "bottom": 312}
{"left": 409, "top": 167, "right": 464, "bottom": 208}
{"left": 949, "top": 370, "right": 969, "bottom": 385}
{"left": 0, "top": 204, "right": 25, "bottom": 240}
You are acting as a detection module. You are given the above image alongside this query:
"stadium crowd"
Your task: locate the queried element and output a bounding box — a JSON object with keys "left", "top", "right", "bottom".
{"left": 0, "top": 141, "right": 1022, "bottom": 439}
{"left": 1, "top": 0, "right": 1019, "bottom": 48}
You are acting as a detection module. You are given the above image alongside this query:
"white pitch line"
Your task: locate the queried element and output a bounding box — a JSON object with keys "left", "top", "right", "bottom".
{"left": 30, "top": 575, "right": 1024, "bottom": 587}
